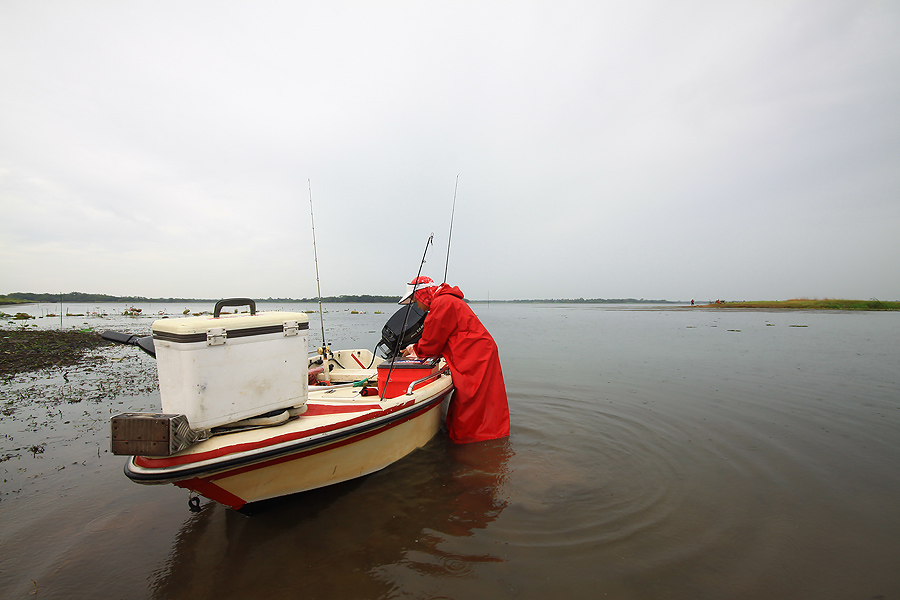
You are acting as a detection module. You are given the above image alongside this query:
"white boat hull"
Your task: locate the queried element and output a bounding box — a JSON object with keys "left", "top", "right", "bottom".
{"left": 125, "top": 371, "right": 452, "bottom": 509}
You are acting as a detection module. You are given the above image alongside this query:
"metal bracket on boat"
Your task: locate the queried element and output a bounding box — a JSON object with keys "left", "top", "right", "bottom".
{"left": 110, "top": 413, "right": 210, "bottom": 457}
{"left": 207, "top": 327, "right": 227, "bottom": 346}
{"left": 405, "top": 366, "right": 450, "bottom": 395}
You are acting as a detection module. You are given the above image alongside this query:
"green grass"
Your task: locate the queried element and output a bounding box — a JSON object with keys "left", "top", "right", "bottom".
{"left": 706, "top": 299, "right": 900, "bottom": 310}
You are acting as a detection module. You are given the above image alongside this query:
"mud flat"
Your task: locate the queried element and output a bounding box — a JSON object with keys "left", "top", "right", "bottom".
{"left": 1, "top": 324, "right": 159, "bottom": 501}
{"left": 0, "top": 326, "right": 167, "bottom": 599}
{"left": 0, "top": 328, "right": 110, "bottom": 377}
{"left": 699, "top": 299, "right": 899, "bottom": 310}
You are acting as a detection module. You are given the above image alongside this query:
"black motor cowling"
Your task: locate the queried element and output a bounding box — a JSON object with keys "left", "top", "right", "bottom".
{"left": 376, "top": 304, "right": 427, "bottom": 358}
{"left": 101, "top": 330, "right": 156, "bottom": 358}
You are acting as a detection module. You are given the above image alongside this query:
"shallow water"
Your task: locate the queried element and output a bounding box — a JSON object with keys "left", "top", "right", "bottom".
{"left": 1, "top": 303, "right": 898, "bottom": 599}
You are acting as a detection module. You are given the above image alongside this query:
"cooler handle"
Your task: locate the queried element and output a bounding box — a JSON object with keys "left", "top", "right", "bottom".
{"left": 214, "top": 298, "right": 257, "bottom": 318}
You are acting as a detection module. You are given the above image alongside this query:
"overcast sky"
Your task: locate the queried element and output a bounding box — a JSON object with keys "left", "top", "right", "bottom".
{"left": 1, "top": 1, "right": 898, "bottom": 302}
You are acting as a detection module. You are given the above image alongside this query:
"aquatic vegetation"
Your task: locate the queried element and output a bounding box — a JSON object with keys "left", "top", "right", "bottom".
{"left": 28, "top": 444, "right": 45, "bottom": 458}
{"left": 0, "top": 329, "right": 108, "bottom": 377}
{"left": 707, "top": 299, "right": 899, "bottom": 310}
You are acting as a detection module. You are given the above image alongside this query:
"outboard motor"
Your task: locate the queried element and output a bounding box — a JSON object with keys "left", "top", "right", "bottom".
{"left": 376, "top": 304, "right": 428, "bottom": 358}
{"left": 102, "top": 330, "right": 156, "bottom": 358}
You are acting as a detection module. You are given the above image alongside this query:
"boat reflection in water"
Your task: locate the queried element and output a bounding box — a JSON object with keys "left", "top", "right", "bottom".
{"left": 149, "top": 436, "right": 513, "bottom": 599}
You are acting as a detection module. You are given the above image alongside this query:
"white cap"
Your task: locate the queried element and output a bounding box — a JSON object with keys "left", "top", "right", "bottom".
{"left": 398, "top": 276, "right": 437, "bottom": 304}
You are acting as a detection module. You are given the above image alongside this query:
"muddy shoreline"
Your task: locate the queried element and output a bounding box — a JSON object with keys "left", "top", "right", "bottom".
{"left": 0, "top": 325, "right": 159, "bottom": 502}
{"left": 0, "top": 328, "right": 112, "bottom": 377}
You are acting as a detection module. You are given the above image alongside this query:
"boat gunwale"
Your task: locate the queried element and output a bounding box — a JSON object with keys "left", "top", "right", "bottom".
{"left": 124, "top": 380, "right": 452, "bottom": 484}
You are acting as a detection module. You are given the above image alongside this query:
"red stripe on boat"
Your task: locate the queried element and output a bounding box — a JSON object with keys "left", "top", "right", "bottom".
{"left": 302, "top": 403, "right": 379, "bottom": 416}
{"left": 208, "top": 400, "right": 443, "bottom": 481}
{"left": 176, "top": 478, "right": 247, "bottom": 510}
{"left": 134, "top": 399, "right": 416, "bottom": 468}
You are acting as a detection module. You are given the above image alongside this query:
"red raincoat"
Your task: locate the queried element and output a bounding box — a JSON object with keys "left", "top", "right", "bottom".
{"left": 411, "top": 284, "right": 510, "bottom": 443}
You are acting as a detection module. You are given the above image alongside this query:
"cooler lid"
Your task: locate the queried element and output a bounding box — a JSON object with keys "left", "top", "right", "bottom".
{"left": 152, "top": 311, "right": 309, "bottom": 343}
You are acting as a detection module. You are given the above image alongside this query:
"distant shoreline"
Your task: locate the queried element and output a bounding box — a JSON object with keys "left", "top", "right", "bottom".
{"left": 696, "top": 299, "right": 899, "bottom": 311}
{"left": 0, "top": 293, "right": 402, "bottom": 305}
{"left": 3, "top": 294, "right": 897, "bottom": 310}
{"left": 2, "top": 292, "right": 683, "bottom": 306}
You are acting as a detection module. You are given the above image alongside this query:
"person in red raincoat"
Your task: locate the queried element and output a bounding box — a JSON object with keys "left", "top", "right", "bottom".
{"left": 400, "top": 276, "right": 510, "bottom": 443}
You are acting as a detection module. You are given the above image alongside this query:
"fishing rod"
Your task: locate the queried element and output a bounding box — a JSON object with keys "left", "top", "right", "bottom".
{"left": 380, "top": 233, "right": 433, "bottom": 400}
{"left": 443, "top": 175, "right": 459, "bottom": 284}
{"left": 394, "top": 232, "right": 433, "bottom": 358}
{"left": 308, "top": 180, "right": 327, "bottom": 352}
{"left": 394, "top": 176, "right": 457, "bottom": 357}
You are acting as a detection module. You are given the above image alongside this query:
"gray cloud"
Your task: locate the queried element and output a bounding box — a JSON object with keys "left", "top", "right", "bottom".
{"left": 2, "top": 1, "right": 898, "bottom": 301}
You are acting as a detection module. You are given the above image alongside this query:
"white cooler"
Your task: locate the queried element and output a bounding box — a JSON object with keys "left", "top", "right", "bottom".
{"left": 152, "top": 306, "right": 309, "bottom": 430}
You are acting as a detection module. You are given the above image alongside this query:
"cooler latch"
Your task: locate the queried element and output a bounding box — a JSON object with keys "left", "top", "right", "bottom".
{"left": 207, "top": 327, "right": 227, "bottom": 346}
{"left": 283, "top": 320, "right": 300, "bottom": 337}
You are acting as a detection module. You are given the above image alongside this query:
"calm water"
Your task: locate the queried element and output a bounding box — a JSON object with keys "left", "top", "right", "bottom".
{"left": 1, "top": 303, "right": 898, "bottom": 599}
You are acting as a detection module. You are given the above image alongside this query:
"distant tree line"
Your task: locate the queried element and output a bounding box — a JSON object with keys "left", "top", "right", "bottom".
{"left": 281, "top": 295, "right": 402, "bottom": 303}
{"left": 3, "top": 292, "right": 217, "bottom": 304}
{"left": 2, "top": 292, "right": 402, "bottom": 304}
{"left": 3, "top": 292, "right": 681, "bottom": 305}
{"left": 477, "top": 298, "right": 681, "bottom": 304}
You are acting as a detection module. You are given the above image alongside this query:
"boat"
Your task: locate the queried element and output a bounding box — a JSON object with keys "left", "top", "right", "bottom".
{"left": 106, "top": 298, "right": 452, "bottom": 510}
